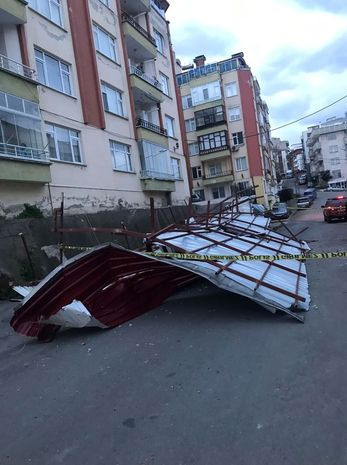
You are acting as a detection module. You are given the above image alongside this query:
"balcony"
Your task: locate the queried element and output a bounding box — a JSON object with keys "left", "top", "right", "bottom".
{"left": 120, "top": 0, "right": 150, "bottom": 16}
{"left": 203, "top": 169, "right": 234, "bottom": 186}
{"left": 0, "top": 54, "right": 36, "bottom": 80}
{"left": 140, "top": 170, "right": 176, "bottom": 192}
{"left": 0, "top": 0, "right": 27, "bottom": 24}
{"left": 136, "top": 118, "right": 169, "bottom": 147}
{"left": 0, "top": 56, "right": 39, "bottom": 102}
{"left": 195, "top": 107, "right": 226, "bottom": 132}
{"left": 199, "top": 144, "right": 231, "bottom": 162}
{"left": 0, "top": 143, "right": 51, "bottom": 183}
{"left": 122, "top": 12, "right": 157, "bottom": 61}
{"left": 129, "top": 65, "right": 165, "bottom": 105}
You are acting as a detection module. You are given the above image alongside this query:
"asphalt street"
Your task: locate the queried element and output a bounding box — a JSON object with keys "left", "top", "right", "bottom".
{"left": 0, "top": 190, "right": 347, "bottom": 465}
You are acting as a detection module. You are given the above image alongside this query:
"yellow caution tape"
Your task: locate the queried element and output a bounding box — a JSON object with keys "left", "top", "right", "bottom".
{"left": 146, "top": 251, "right": 347, "bottom": 262}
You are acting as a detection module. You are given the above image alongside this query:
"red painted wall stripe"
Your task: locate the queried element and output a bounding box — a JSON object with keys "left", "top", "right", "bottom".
{"left": 237, "top": 69, "right": 262, "bottom": 177}
{"left": 67, "top": 0, "right": 105, "bottom": 129}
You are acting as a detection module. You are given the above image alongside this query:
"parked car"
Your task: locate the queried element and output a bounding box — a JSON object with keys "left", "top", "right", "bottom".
{"left": 266, "top": 202, "right": 289, "bottom": 220}
{"left": 297, "top": 197, "right": 310, "bottom": 208}
{"left": 321, "top": 196, "right": 347, "bottom": 222}
{"left": 303, "top": 188, "right": 317, "bottom": 203}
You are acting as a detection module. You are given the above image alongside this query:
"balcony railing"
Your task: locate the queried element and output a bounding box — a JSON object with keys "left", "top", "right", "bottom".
{"left": 0, "top": 54, "right": 36, "bottom": 80}
{"left": 121, "top": 11, "right": 156, "bottom": 46}
{"left": 203, "top": 169, "right": 233, "bottom": 180}
{"left": 140, "top": 169, "right": 176, "bottom": 180}
{"left": 199, "top": 144, "right": 229, "bottom": 156}
{"left": 136, "top": 118, "right": 168, "bottom": 136}
{"left": 0, "top": 143, "right": 48, "bottom": 162}
{"left": 129, "top": 65, "right": 163, "bottom": 91}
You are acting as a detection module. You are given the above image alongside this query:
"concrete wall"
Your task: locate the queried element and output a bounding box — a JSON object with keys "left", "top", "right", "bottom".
{"left": 0, "top": 203, "right": 190, "bottom": 295}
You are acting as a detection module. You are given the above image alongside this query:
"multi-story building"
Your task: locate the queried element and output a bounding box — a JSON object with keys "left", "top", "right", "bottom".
{"left": 177, "top": 53, "right": 277, "bottom": 207}
{"left": 0, "top": 0, "right": 190, "bottom": 217}
{"left": 305, "top": 115, "right": 347, "bottom": 183}
{"left": 272, "top": 137, "right": 289, "bottom": 178}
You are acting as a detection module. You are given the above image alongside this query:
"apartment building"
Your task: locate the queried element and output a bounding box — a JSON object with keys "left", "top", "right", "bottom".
{"left": 305, "top": 115, "right": 347, "bottom": 183}
{"left": 271, "top": 137, "right": 289, "bottom": 178}
{"left": 0, "top": 0, "right": 190, "bottom": 217}
{"left": 177, "top": 53, "right": 277, "bottom": 207}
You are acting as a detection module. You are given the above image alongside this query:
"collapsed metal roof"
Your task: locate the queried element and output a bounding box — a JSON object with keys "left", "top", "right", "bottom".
{"left": 10, "top": 196, "right": 312, "bottom": 340}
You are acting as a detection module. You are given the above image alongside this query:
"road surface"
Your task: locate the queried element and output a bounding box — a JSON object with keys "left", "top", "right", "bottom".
{"left": 0, "top": 191, "right": 346, "bottom": 465}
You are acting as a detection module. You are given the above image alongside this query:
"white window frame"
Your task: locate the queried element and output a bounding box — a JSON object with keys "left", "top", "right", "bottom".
{"left": 209, "top": 163, "right": 222, "bottom": 176}
{"left": 35, "top": 49, "right": 73, "bottom": 95}
{"left": 182, "top": 94, "right": 193, "bottom": 109}
{"left": 192, "top": 166, "right": 202, "bottom": 179}
{"left": 329, "top": 145, "right": 338, "bottom": 153}
{"left": 101, "top": 82, "right": 124, "bottom": 117}
{"left": 109, "top": 140, "right": 133, "bottom": 172}
{"left": 153, "top": 28, "right": 165, "bottom": 54}
{"left": 99, "top": 0, "right": 109, "bottom": 5}
{"left": 93, "top": 23, "right": 117, "bottom": 62}
{"left": 225, "top": 82, "right": 237, "bottom": 97}
{"left": 188, "top": 142, "right": 199, "bottom": 156}
{"left": 185, "top": 118, "right": 196, "bottom": 132}
{"left": 165, "top": 115, "right": 175, "bottom": 138}
{"left": 330, "top": 158, "right": 340, "bottom": 165}
{"left": 212, "top": 186, "right": 225, "bottom": 199}
{"left": 229, "top": 106, "right": 241, "bottom": 121}
{"left": 171, "top": 157, "right": 181, "bottom": 179}
{"left": 159, "top": 72, "right": 170, "bottom": 96}
{"left": 46, "top": 123, "right": 82, "bottom": 164}
{"left": 28, "top": 0, "right": 63, "bottom": 26}
{"left": 236, "top": 156, "right": 247, "bottom": 171}
{"left": 232, "top": 131, "right": 244, "bottom": 145}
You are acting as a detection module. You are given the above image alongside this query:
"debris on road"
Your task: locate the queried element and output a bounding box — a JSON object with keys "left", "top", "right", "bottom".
{"left": 10, "top": 196, "right": 312, "bottom": 340}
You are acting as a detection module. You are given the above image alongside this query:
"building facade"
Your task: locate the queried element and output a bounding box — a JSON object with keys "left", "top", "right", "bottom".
{"left": 272, "top": 137, "right": 289, "bottom": 178}
{"left": 0, "top": 0, "right": 190, "bottom": 217}
{"left": 177, "top": 53, "right": 277, "bottom": 207}
{"left": 305, "top": 115, "right": 347, "bottom": 184}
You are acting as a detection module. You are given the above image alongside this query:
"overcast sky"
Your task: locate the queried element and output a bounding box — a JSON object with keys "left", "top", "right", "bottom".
{"left": 167, "top": 0, "right": 347, "bottom": 145}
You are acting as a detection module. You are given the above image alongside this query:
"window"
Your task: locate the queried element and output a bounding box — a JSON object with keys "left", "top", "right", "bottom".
{"left": 198, "top": 130, "right": 227, "bottom": 152}
{"left": 109, "top": 140, "right": 133, "bottom": 172}
{"left": 165, "top": 115, "right": 175, "bottom": 137}
{"left": 332, "top": 169, "right": 341, "bottom": 179}
{"left": 209, "top": 163, "right": 222, "bottom": 176}
{"left": 235, "top": 156, "right": 247, "bottom": 171}
{"left": 212, "top": 186, "right": 225, "bottom": 199}
{"left": 0, "top": 92, "right": 44, "bottom": 160}
{"left": 192, "top": 166, "right": 202, "bottom": 179}
{"left": 171, "top": 157, "right": 181, "bottom": 179}
{"left": 93, "top": 23, "right": 117, "bottom": 61}
{"left": 232, "top": 131, "right": 244, "bottom": 145}
{"left": 35, "top": 49, "right": 72, "bottom": 95}
{"left": 229, "top": 106, "right": 241, "bottom": 121}
{"left": 329, "top": 145, "right": 338, "bottom": 153}
{"left": 327, "top": 133, "right": 337, "bottom": 140}
{"left": 194, "top": 189, "right": 205, "bottom": 201}
{"left": 101, "top": 82, "right": 124, "bottom": 116}
{"left": 189, "top": 142, "right": 199, "bottom": 156}
{"left": 195, "top": 105, "right": 225, "bottom": 129}
{"left": 330, "top": 158, "right": 340, "bottom": 165}
{"left": 46, "top": 123, "right": 82, "bottom": 163}
{"left": 225, "top": 82, "right": 237, "bottom": 97}
{"left": 153, "top": 29, "right": 165, "bottom": 54}
{"left": 159, "top": 73, "right": 170, "bottom": 96}
{"left": 28, "top": 0, "right": 62, "bottom": 26}
{"left": 191, "top": 80, "right": 221, "bottom": 105}
{"left": 99, "top": 0, "right": 109, "bottom": 5}
{"left": 182, "top": 94, "right": 193, "bottom": 109}
{"left": 238, "top": 181, "right": 250, "bottom": 193}
{"left": 185, "top": 118, "right": 196, "bottom": 132}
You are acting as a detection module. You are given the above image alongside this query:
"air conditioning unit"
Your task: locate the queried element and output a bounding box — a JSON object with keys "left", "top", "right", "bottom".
{"left": 231, "top": 146, "right": 239, "bottom": 152}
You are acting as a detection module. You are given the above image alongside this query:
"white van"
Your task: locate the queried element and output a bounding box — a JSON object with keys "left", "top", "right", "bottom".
{"left": 327, "top": 178, "right": 347, "bottom": 191}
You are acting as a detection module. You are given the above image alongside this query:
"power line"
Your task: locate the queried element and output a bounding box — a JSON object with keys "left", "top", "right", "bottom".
{"left": 184, "top": 93, "right": 347, "bottom": 144}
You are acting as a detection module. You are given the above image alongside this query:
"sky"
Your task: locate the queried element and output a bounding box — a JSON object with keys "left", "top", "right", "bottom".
{"left": 167, "top": 0, "right": 347, "bottom": 145}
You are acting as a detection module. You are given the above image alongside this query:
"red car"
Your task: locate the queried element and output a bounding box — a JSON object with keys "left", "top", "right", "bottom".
{"left": 322, "top": 196, "right": 347, "bottom": 222}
